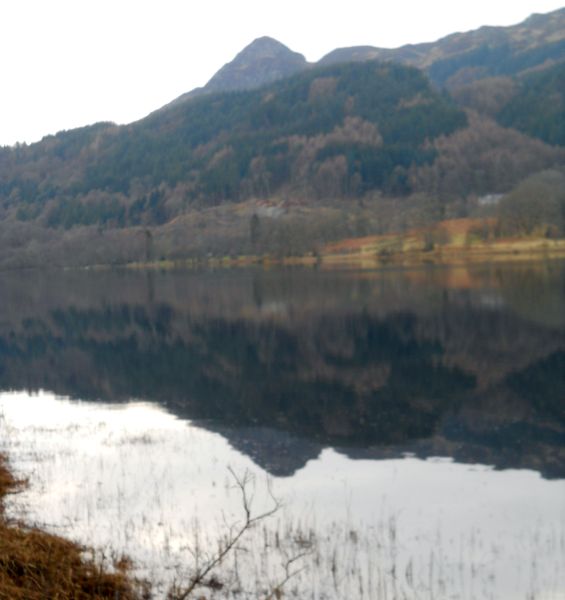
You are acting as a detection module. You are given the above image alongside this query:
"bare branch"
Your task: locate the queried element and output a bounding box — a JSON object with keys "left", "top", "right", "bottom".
{"left": 168, "top": 467, "right": 280, "bottom": 600}
{"left": 264, "top": 550, "right": 311, "bottom": 600}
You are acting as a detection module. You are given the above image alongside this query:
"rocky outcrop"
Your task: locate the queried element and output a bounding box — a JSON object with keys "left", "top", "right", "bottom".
{"left": 168, "top": 36, "right": 309, "bottom": 107}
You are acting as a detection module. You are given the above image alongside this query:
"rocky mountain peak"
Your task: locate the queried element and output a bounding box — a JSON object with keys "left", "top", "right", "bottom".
{"left": 237, "top": 36, "right": 299, "bottom": 58}
{"left": 203, "top": 36, "right": 308, "bottom": 94}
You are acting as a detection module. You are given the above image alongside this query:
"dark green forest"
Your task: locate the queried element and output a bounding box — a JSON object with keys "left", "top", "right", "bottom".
{"left": 498, "top": 62, "right": 565, "bottom": 146}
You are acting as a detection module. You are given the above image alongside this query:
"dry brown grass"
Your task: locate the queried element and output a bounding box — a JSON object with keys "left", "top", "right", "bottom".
{"left": 0, "top": 454, "right": 144, "bottom": 600}
{"left": 320, "top": 218, "right": 565, "bottom": 266}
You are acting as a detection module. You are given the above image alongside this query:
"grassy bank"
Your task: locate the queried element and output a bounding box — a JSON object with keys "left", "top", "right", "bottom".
{"left": 0, "top": 454, "right": 143, "bottom": 600}
{"left": 120, "top": 218, "right": 565, "bottom": 272}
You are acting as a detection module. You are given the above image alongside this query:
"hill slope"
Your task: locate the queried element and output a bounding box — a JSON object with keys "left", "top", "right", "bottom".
{"left": 0, "top": 60, "right": 466, "bottom": 229}
{"left": 497, "top": 61, "right": 565, "bottom": 146}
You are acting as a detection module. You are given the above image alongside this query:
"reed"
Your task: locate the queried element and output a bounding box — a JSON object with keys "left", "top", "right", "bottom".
{"left": 0, "top": 454, "right": 145, "bottom": 600}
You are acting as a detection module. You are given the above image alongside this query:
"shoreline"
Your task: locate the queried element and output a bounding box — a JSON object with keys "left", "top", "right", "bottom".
{"left": 0, "top": 454, "right": 142, "bottom": 599}
{"left": 119, "top": 236, "right": 565, "bottom": 272}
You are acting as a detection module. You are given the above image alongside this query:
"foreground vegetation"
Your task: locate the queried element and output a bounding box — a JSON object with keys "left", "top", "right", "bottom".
{"left": 0, "top": 455, "right": 143, "bottom": 599}
{"left": 0, "top": 454, "right": 293, "bottom": 599}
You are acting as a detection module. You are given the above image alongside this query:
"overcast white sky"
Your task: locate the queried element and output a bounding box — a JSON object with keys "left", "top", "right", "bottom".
{"left": 1, "top": 0, "right": 563, "bottom": 146}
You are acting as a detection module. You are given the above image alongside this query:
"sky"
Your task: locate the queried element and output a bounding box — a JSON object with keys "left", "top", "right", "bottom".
{"left": 1, "top": 0, "right": 563, "bottom": 147}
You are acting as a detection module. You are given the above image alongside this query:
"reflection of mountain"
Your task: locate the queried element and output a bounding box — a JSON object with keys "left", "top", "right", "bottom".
{"left": 0, "top": 263, "right": 563, "bottom": 478}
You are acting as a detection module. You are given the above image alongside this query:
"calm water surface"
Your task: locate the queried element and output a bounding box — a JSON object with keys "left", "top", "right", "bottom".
{"left": 0, "top": 262, "right": 564, "bottom": 599}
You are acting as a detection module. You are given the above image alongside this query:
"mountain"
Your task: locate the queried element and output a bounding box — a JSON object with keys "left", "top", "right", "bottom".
{"left": 0, "top": 9, "right": 564, "bottom": 268}
{"left": 168, "top": 8, "right": 565, "bottom": 110}
{"left": 203, "top": 36, "right": 308, "bottom": 92}
{"left": 320, "top": 7, "right": 565, "bottom": 88}
{"left": 166, "top": 36, "right": 309, "bottom": 107}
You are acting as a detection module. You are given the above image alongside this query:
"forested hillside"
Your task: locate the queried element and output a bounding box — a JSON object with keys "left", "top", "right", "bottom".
{"left": 0, "top": 61, "right": 466, "bottom": 230}
{"left": 498, "top": 62, "right": 565, "bottom": 146}
{"left": 451, "top": 61, "right": 565, "bottom": 146}
{"left": 0, "top": 8, "right": 564, "bottom": 269}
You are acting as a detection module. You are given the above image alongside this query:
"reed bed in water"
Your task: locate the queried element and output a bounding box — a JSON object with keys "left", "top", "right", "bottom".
{"left": 0, "top": 454, "right": 144, "bottom": 600}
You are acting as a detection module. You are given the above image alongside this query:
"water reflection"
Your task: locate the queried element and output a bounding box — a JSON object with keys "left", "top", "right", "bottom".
{"left": 0, "top": 262, "right": 564, "bottom": 478}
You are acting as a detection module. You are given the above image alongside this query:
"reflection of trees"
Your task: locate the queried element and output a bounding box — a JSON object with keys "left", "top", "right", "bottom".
{"left": 496, "top": 261, "right": 565, "bottom": 327}
{"left": 0, "top": 265, "right": 563, "bottom": 477}
{"left": 0, "top": 310, "right": 475, "bottom": 446}
{"left": 508, "top": 351, "right": 565, "bottom": 421}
